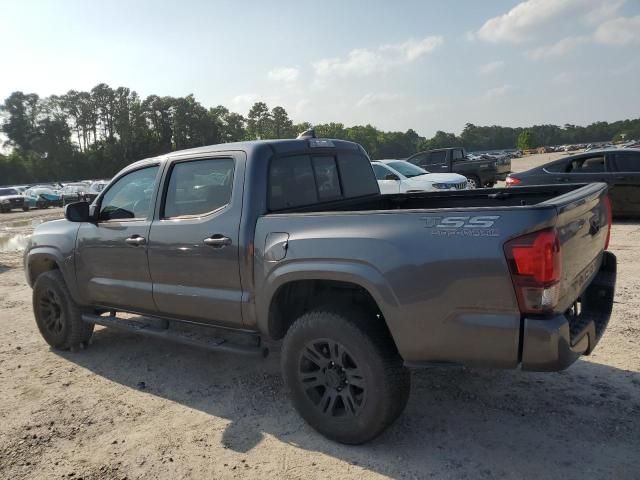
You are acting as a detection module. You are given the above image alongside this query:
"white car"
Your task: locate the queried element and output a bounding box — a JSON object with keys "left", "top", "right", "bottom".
{"left": 371, "top": 160, "right": 468, "bottom": 194}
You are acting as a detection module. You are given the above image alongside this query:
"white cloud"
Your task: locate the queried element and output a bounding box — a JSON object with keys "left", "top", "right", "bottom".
{"left": 526, "top": 36, "right": 589, "bottom": 59}
{"left": 477, "top": 0, "right": 623, "bottom": 43}
{"left": 313, "top": 36, "right": 443, "bottom": 77}
{"left": 479, "top": 60, "right": 504, "bottom": 75}
{"left": 357, "top": 93, "right": 403, "bottom": 107}
{"left": 594, "top": 15, "right": 640, "bottom": 45}
{"left": 484, "top": 84, "right": 516, "bottom": 99}
{"left": 267, "top": 67, "right": 299, "bottom": 83}
{"left": 231, "top": 93, "right": 258, "bottom": 106}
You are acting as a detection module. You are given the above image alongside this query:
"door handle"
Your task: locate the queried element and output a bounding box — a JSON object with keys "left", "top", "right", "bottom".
{"left": 615, "top": 176, "right": 626, "bottom": 181}
{"left": 555, "top": 177, "right": 570, "bottom": 182}
{"left": 203, "top": 235, "right": 232, "bottom": 248}
{"left": 125, "top": 235, "right": 146, "bottom": 246}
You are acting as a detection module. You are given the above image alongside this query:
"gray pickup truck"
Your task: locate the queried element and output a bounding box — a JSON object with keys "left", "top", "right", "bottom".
{"left": 25, "top": 136, "right": 616, "bottom": 444}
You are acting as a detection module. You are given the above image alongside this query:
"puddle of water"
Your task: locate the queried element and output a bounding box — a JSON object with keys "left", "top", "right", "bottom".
{"left": 0, "top": 232, "right": 31, "bottom": 252}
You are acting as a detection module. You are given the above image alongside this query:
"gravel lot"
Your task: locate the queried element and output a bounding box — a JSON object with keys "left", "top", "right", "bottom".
{"left": 1, "top": 153, "right": 639, "bottom": 479}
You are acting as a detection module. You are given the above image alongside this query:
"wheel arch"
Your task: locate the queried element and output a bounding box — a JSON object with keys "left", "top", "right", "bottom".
{"left": 26, "top": 248, "right": 84, "bottom": 305}
{"left": 258, "top": 262, "right": 400, "bottom": 344}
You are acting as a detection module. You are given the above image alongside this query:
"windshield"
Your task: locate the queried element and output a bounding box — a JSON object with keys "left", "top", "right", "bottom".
{"left": 386, "top": 161, "right": 428, "bottom": 178}
{"left": 0, "top": 188, "right": 19, "bottom": 196}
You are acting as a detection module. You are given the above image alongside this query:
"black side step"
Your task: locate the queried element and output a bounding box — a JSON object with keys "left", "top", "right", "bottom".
{"left": 81, "top": 314, "right": 264, "bottom": 356}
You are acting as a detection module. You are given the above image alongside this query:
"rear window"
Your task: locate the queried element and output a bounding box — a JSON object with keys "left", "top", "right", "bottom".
{"left": 0, "top": 188, "right": 18, "bottom": 196}
{"left": 269, "top": 152, "right": 378, "bottom": 210}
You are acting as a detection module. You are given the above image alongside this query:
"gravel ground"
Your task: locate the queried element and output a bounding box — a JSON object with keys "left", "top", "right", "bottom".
{"left": 1, "top": 154, "right": 639, "bottom": 479}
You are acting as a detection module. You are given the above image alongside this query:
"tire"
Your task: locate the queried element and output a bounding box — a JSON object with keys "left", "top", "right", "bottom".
{"left": 36, "top": 200, "right": 46, "bottom": 209}
{"left": 465, "top": 176, "right": 479, "bottom": 189}
{"left": 281, "top": 305, "right": 410, "bottom": 444}
{"left": 23, "top": 205, "right": 30, "bottom": 212}
{"left": 32, "top": 270, "right": 94, "bottom": 350}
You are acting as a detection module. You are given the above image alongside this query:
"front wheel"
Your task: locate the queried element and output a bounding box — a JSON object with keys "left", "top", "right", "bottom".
{"left": 22, "top": 205, "right": 30, "bottom": 211}
{"left": 281, "top": 306, "right": 410, "bottom": 444}
{"left": 33, "top": 270, "right": 94, "bottom": 350}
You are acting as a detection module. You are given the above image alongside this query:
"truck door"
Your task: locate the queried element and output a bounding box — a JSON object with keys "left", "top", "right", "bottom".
{"left": 147, "top": 154, "right": 245, "bottom": 328}
{"left": 425, "top": 150, "right": 449, "bottom": 173}
{"left": 75, "top": 165, "right": 160, "bottom": 313}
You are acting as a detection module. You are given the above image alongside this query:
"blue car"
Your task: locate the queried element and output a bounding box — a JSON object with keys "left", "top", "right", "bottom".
{"left": 23, "top": 187, "right": 63, "bottom": 210}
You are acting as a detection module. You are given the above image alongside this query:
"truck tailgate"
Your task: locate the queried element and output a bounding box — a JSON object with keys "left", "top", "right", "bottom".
{"left": 540, "top": 182, "right": 610, "bottom": 312}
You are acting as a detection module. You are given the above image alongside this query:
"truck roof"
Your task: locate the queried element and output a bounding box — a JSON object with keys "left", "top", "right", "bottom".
{"left": 124, "top": 138, "right": 364, "bottom": 173}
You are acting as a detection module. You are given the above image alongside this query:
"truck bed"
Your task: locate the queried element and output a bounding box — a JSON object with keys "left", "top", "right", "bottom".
{"left": 256, "top": 181, "right": 611, "bottom": 368}
{"left": 270, "top": 184, "right": 592, "bottom": 214}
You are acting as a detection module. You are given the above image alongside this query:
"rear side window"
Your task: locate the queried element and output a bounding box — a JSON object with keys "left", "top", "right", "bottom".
{"left": 269, "top": 153, "right": 378, "bottom": 210}
{"left": 614, "top": 152, "right": 640, "bottom": 172}
{"left": 163, "top": 158, "right": 234, "bottom": 218}
{"left": 452, "top": 149, "right": 464, "bottom": 161}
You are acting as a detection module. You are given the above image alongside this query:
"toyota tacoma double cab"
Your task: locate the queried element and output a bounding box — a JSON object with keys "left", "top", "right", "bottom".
{"left": 25, "top": 134, "right": 616, "bottom": 444}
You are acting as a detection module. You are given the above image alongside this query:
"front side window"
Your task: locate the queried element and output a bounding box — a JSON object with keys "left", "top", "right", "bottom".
{"left": 567, "top": 156, "right": 605, "bottom": 173}
{"left": 452, "top": 149, "right": 464, "bottom": 161}
{"left": 163, "top": 158, "right": 234, "bottom": 218}
{"left": 428, "top": 151, "right": 447, "bottom": 165}
{"left": 408, "top": 153, "right": 428, "bottom": 167}
{"left": 100, "top": 166, "right": 159, "bottom": 220}
{"left": 614, "top": 152, "right": 640, "bottom": 172}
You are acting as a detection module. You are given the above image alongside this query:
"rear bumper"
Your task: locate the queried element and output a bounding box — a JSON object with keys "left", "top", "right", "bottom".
{"left": 521, "top": 251, "right": 616, "bottom": 371}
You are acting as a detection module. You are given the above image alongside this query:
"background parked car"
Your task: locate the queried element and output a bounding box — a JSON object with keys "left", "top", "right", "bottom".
{"left": 371, "top": 160, "right": 467, "bottom": 194}
{"left": 61, "top": 183, "right": 89, "bottom": 205}
{"left": 506, "top": 148, "right": 640, "bottom": 217}
{"left": 85, "top": 180, "right": 109, "bottom": 203}
{"left": 23, "top": 187, "right": 63, "bottom": 210}
{"left": 0, "top": 187, "right": 26, "bottom": 212}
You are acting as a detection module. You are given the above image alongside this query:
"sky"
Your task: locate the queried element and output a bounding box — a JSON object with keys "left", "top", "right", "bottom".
{"left": 1, "top": 0, "right": 639, "bottom": 138}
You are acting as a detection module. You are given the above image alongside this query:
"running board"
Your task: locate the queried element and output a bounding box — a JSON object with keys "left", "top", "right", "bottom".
{"left": 81, "top": 313, "right": 264, "bottom": 356}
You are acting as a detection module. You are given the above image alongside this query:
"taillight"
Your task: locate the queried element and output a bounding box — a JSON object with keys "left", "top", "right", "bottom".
{"left": 504, "top": 228, "right": 562, "bottom": 314}
{"left": 506, "top": 176, "right": 521, "bottom": 187}
{"left": 603, "top": 196, "right": 612, "bottom": 250}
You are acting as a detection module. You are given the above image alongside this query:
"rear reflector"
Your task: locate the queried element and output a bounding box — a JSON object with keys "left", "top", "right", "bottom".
{"left": 504, "top": 228, "right": 562, "bottom": 314}
{"left": 505, "top": 176, "right": 521, "bottom": 186}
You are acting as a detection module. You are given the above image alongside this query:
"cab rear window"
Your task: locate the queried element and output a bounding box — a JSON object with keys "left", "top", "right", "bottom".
{"left": 269, "top": 153, "right": 377, "bottom": 210}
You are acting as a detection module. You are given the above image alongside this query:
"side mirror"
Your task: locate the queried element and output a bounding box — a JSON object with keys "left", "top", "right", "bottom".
{"left": 64, "top": 201, "right": 90, "bottom": 222}
{"left": 385, "top": 174, "right": 400, "bottom": 181}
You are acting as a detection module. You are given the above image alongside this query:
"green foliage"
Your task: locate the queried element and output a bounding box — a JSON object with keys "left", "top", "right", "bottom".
{"left": 2, "top": 82, "right": 640, "bottom": 185}
{"left": 517, "top": 130, "right": 535, "bottom": 150}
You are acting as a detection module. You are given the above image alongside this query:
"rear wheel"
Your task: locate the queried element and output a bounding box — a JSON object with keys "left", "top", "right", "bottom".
{"left": 465, "top": 176, "right": 479, "bottom": 189}
{"left": 22, "top": 205, "right": 29, "bottom": 211}
{"left": 33, "top": 270, "right": 94, "bottom": 350}
{"left": 281, "top": 306, "right": 410, "bottom": 444}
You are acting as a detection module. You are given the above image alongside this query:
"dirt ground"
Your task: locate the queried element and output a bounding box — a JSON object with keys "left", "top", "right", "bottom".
{"left": 1, "top": 153, "right": 639, "bottom": 479}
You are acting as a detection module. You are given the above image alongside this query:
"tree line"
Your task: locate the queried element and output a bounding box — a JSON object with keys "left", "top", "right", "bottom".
{"left": 1, "top": 83, "right": 639, "bottom": 184}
